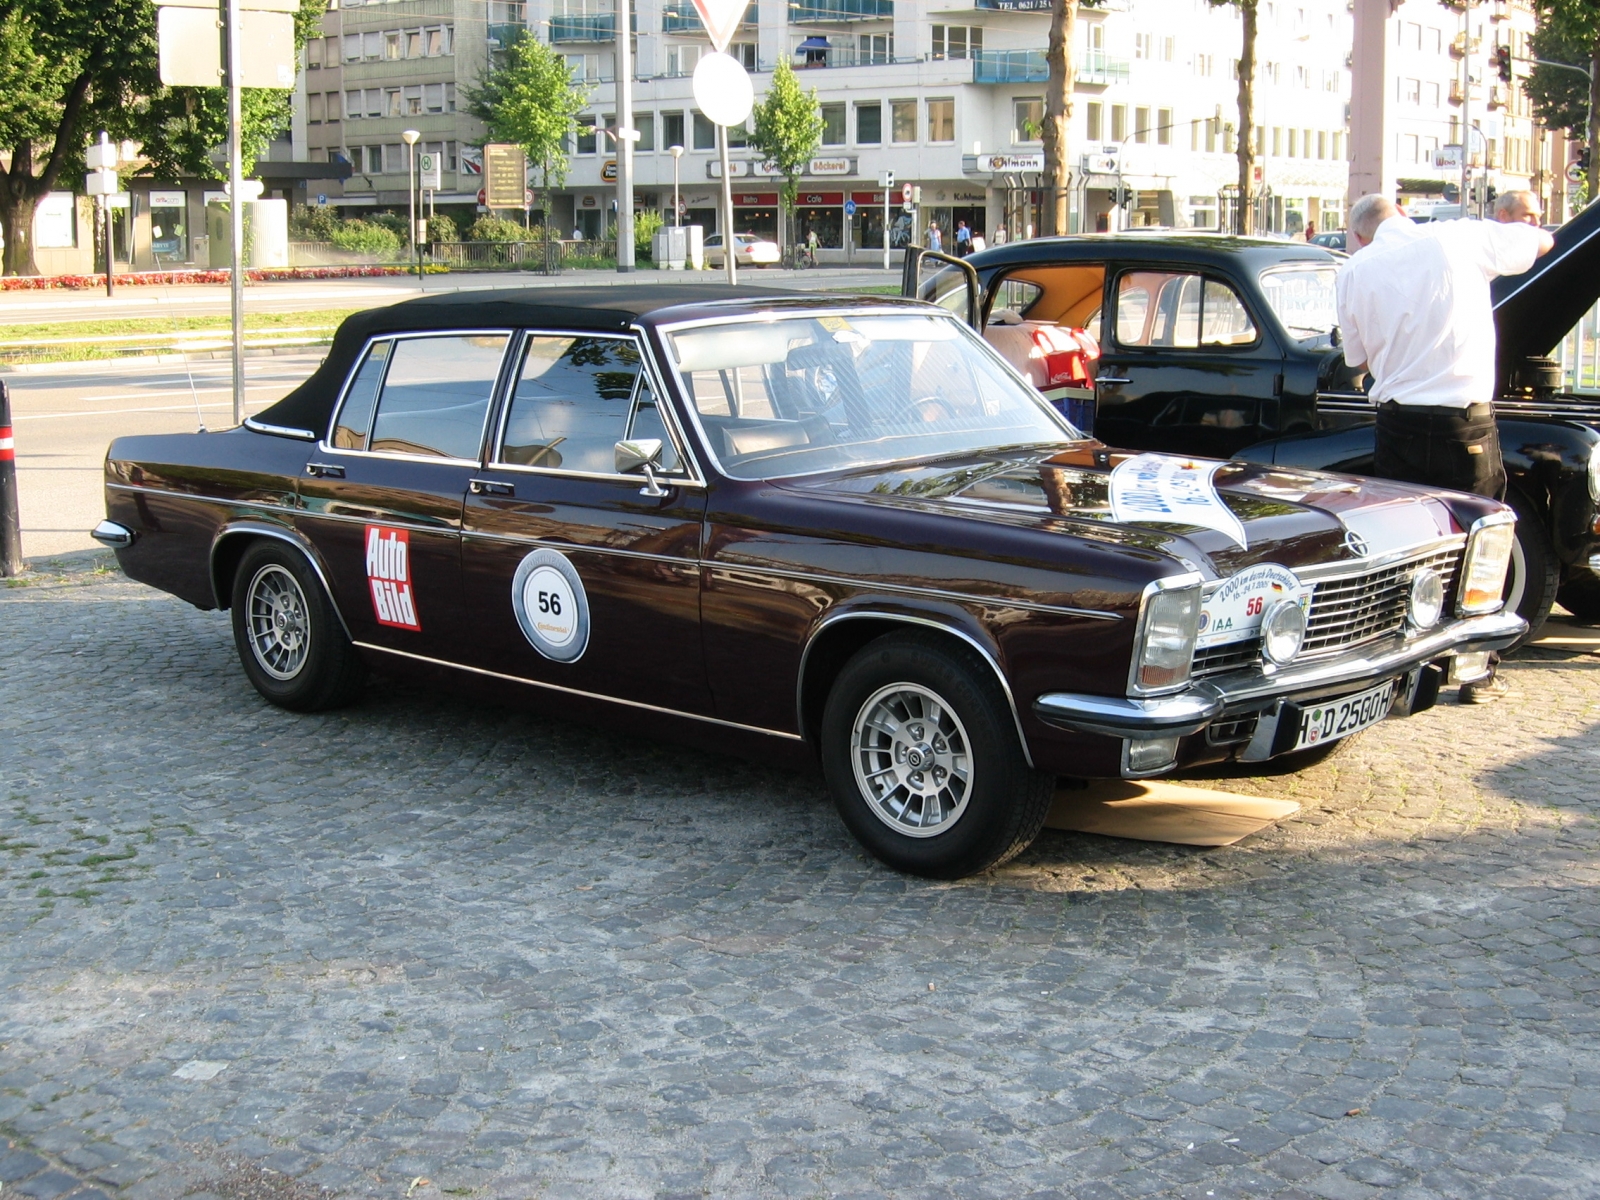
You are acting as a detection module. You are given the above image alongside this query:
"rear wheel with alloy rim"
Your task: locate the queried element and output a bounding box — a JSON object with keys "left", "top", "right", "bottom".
{"left": 822, "top": 632, "right": 1054, "bottom": 878}
{"left": 230, "top": 540, "right": 366, "bottom": 711}
{"left": 1501, "top": 488, "right": 1558, "bottom": 651}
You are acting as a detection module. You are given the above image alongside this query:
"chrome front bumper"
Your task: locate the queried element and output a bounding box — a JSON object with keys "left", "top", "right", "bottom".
{"left": 1032, "top": 609, "right": 1527, "bottom": 740}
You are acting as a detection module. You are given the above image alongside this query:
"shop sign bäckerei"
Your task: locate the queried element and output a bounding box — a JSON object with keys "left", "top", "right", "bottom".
{"left": 977, "top": 153, "right": 1044, "bottom": 173}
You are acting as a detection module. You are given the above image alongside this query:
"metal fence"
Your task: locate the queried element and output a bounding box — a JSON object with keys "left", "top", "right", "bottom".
{"left": 1557, "top": 299, "right": 1600, "bottom": 394}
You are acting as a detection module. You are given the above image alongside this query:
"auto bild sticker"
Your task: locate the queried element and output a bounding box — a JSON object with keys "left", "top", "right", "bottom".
{"left": 1108, "top": 453, "right": 1249, "bottom": 549}
{"left": 511, "top": 548, "right": 590, "bottom": 663}
{"left": 364, "top": 525, "right": 421, "bottom": 631}
{"left": 1198, "top": 563, "right": 1311, "bottom": 648}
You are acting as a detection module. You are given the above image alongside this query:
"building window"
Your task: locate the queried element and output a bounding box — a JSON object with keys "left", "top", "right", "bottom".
{"left": 1110, "top": 104, "right": 1126, "bottom": 142}
{"left": 821, "top": 102, "right": 846, "bottom": 146}
{"left": 362, "top": 31, "right": 380, "bottom": 59}
{"left": 403, "top": 85, "right": 423, "bottom": 115}
{"left": 383, "top": 143, "right": 402, "bottom": 173}
{"left": 1134, "top": 32, "right": 1152, "bottom": 59}
{"left": 1317, "top": 129, "right": 1327, "bottom": 158}
{"left": 926, "top": 98, "right": 954, "bottom": 143}
{"left": 308, "top": 93, "right": 324, "bottom": 123}
{"left": 1194, "top": 53, "right": 1213, "bottom": 76}
{"left": 577, "top": 115, "right": 597, "bottom": 155}
{"left": 343, "top": 33, "right": 360, "bottom": 62}
{"left": 667, "top": 44, "right": 701, "bottom": 75}
{"left": 890, "top": 100, "right": 917, "bottom": 143}
{"left": 856, "top": 102, "right": 881, "bottom": 144}
{"left": 386, "top": 88, "right": 402, "bottom": 117}
{"left": 1160, "top": 35, "right": 1173, "bottom": 61}
{"left": 859, "top": 34, "right": 891, "bottom": 64}
{"left": 326, "top": 91, "right": 340, "bottom": 122}
{"left": 636, "top": 112, "right": 654, "bottom": 152}
{"left": 345, "top": 89, "right": 361, "bottom": 119}
{"left": 383, "top": 31, "right": 401, "bottom": 59}
{"left": 662, "top": 111, "right": 685, "bottom": 149}
{"left": 1157, "top": 107, "right": 1171, "bottom": 145}
{"left": 730, "top": 42, "right": 756, "bottom": 70}
{"left": 692, "top": 111, "right": 716, "bottom": 150}
{"left": 1271, "top": 126, "right": 1282, "bottom": 156}
{"left": 1086, "top": 102, "right": 1102, "bottom": 141}
{"left": 1013, "top": 97, "right": 1042, "bottom": 143}
{"left": 1134, "top": 106, "right": 1149, "bottom": 143}
{"left": 306, "top": 38, "right": 323, "bottom": 68}
{"left": 932, "top": 25, "right": 981, "bottom": 59}
{"left": 1287, "top": 127, "right": 1297, "bottom": 157}
{"left": 424, "top": 82, "right": 445, "bottom": 113}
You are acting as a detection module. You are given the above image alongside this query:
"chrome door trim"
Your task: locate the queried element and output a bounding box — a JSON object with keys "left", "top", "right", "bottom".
{"left": 353, "top": 641, "right": 804, "bottom": 742}
{"left": 795, "top": 608, "right": 1035, "bottom": 767}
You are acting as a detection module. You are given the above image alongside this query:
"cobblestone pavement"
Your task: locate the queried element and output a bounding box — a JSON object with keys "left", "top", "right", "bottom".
{"left": 3, "top": 559, "right": 1599, "bottom": 1200}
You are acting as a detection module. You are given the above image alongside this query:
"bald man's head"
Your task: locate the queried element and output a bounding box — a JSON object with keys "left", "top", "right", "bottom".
{"left": 1348, "top": 194, "right": 1399, "bottom": 248}
{"left": 1495, "top": 190, "right": 1541, "bottom": 224}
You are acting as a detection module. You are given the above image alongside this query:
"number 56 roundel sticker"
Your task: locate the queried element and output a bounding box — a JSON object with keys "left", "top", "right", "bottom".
{"left": 511, "top": 548, "right": 590, "bottom": 662}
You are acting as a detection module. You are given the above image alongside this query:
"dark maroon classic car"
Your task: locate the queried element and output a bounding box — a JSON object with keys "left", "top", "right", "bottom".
{"left": 94, "top": 285, "right": 1525, "bottom": 877}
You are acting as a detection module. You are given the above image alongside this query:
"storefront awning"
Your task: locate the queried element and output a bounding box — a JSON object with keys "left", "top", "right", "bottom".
{"left": 255, "top": 159, "right": 354, "bottom": 182}
{"left": 797, "top": 36, "right": 830, "bottom": 49}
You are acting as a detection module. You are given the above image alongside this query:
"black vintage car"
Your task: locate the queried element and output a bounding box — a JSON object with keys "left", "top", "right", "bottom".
{"left": 93, "top": 286, "right": 1523, "bottom": 877}
{"left": 905, "top": 203, "right": 1600, "bottom": 642}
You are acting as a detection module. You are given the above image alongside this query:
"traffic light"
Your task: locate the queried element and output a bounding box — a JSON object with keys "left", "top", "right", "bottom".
{"left": 1578, "top": 146, "right": 1593, "bottom": 172}
{"left": 1492, "top": 43, "right": 1512, "bottom": 83}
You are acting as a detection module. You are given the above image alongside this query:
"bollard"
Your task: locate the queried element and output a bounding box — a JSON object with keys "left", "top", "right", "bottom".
{"left": 0, "top": 379, "right": 21, "bottom": 576}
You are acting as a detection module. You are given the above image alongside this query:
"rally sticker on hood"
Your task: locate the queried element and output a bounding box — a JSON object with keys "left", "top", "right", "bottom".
{"left": 1198, "top": 563, "right": 1311, "bottom": 648}
{"left": 1108, "top": 454, "right": 1249, "bottom": 548}
{"left": 512, "top": 548, "right": 590, "bottom": 663}
{"left": 365, "top": 525, "right": 421, "bottom": 631}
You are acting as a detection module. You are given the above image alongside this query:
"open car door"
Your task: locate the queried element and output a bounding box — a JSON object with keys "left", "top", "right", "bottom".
{"left": 901, "top": 247, "right": 981, "bottom": 327}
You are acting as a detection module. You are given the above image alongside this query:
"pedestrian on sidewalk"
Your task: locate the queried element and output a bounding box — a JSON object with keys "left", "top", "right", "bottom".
{"left": 1335, "top": 193, "right": 1553, "bottom": 703}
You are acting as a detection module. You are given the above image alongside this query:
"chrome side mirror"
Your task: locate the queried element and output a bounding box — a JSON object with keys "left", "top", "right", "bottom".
{"left": 614, "top": 438, "right": 668, "bottom": 497}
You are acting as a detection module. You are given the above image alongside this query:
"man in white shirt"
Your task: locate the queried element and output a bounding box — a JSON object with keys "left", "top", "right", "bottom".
{"left": 1336, "top": 194, "right": 1553, "bottom": 701}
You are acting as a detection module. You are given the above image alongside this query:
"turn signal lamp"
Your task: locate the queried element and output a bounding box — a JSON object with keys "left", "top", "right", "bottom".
{"left": 1458, "top": 515, "right": 1516, "bottom": 615}
{"left": 1130, "top": 577, "right": 1202, "bottom": 694}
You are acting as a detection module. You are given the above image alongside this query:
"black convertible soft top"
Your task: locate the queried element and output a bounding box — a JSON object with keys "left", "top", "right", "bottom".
{"left": 250, "top": 283, "right": 797, "bottom": 436}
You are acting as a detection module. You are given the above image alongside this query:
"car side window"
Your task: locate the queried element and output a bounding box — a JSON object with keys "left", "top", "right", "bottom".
{"left": 1115, "top": 271, "right": 1256, "bottom": 350}
{"left": 499, "top": 335, "right": 647, "bottom": 474}
{"left": 366, "top": 335, "right": 507, "bottom": 460}
{"left": 331, "top": 339, "right": 391, "bottom": 449}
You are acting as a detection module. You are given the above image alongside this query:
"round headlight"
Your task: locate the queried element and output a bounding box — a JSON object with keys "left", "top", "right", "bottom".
{"left": 1261, "top": 598, "right": 1307, "bottom": 665}
{"left": 1409, "top": 566, "right": 1444, "bottom": 629}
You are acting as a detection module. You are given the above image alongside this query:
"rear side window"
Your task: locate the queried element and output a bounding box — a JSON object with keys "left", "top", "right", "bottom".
{"left": 1115, "top": 272, "right": 1256, "bottom": 349}
{"left": 366, "top": 334, "right": 508, "bottom": 460}
{"left": 331, "top": 340, "right": 390, "bottom": 449}
{"left": 499, "top": 335, "right": 664, "bottom": 474}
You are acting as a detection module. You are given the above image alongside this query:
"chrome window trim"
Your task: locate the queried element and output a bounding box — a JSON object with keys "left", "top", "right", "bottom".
{"left": 354, "top": 640, "right": 804, "bottom": 742}
{"left": 243, "top": 418, "right": 318, "bottom": 441}
{"left": 706, "top": 562, "right": 1122, "bottom": 622}
{"left": 322, "top": 328, "right": 515, "bottom": 463}
{"left": 1126, "top": 571, "right": 1205, "bottom": 698}
{"left": 484, "top": 327, "right": 706, "bottom": 488}
{"left": 209, "top": 520, "right": 353, "bottom": 639}
{"left": 795, "top": 609, "right": 1035, "bottom": 767}
{"left": 651, "top": 306, "right": 1083, "bottom": 484}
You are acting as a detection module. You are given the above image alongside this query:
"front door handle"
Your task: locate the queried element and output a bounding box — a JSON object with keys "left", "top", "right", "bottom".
{"left": 470, "top": 479, "right": 515, "bottom": 496}
{"left": 305, "top": 462, "right": 345, "bottom": 478}
{"left": 1096, "top": 376, "right": 1132, "bottom": 387}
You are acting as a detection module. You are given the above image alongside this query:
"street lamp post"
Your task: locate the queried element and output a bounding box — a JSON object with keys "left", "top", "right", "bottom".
{"left": 401, "top": 129, "right": 421, "bottom": 280}
{"left": 669, "top": 144, "right": 684, "bottom": 226}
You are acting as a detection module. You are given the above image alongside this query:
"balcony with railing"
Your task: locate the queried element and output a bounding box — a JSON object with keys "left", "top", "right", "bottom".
{"left": 972, "top": 49, "right": 1045, "bottom": 83}
{"left": 789, "top": 0, "right": 893, "bottom": 23}
{"left": 1077, "top": 49, "right": 1130, "bottom": 84}
{"left": 549, "top": 11, "right": 636, "bottom": 41}
{"left": 662, "top": 1, "right": 754, "bottom": 32}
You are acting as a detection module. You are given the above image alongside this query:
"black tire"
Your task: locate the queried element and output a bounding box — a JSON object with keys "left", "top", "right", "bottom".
{"left": 820, "top": 631, "right": 1054, "bottom": 879}
{"left": 1501, "top": 488, "right": 1559, "bottom": 652}
{"left": 1557, "top": 565, "right": 1600, "bottom": 623}
{"left": 229, "top": 540, "right": 366, "bottom": 712}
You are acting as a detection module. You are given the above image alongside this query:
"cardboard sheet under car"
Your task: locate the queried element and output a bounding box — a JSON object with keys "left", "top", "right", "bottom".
{"left": 1046, "top": 781, "right": 1301, "bottom": 847}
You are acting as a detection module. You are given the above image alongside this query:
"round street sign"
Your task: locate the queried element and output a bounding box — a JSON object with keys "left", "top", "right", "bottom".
{"left": 844, "top": 199, "right": 856, "bottom": 217}
{"left": 693, "top": 52, "right": 754, "bottom": 128}
{"left": 1568, "top": 159, "right": 1586, "bottom": 185}
{"left": 477, "top": 187, "right": 487, "bottom": 205}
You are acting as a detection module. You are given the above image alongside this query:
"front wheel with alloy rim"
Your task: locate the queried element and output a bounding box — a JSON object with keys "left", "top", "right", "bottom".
{"left": 230, "top": 540, "right": 367, "bottom": 711}
{"left": 821, "top": 632, "right": 1055, "bottom": 878}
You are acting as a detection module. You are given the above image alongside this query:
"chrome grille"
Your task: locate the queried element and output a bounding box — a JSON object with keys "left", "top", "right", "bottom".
{"left": 1193, "top": 637, "right": 1263, "bottom": 679}
{"left": 1301, "top": 547, "right": 1461, "bottom": 659}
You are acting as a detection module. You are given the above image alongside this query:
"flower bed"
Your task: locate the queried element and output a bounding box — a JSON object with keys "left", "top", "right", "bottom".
{"left": 0, "top": 264, "right": 441, "bottom": 290}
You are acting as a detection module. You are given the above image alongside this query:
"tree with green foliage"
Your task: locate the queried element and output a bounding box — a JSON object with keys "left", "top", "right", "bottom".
{"left": 465, "top": 30, "right": 590, "bottom": 195}
{"left": 1209, "top": 0, "right": 1259, "bottom": 234}
{"left": 1526, "top": 0, "right": 1599, "bottom": 203}
{"left": 0, "top": 0, "right": 320, "bottom": 275}
{"left": 750, "top": 58, "right": 824, "bottom": 262}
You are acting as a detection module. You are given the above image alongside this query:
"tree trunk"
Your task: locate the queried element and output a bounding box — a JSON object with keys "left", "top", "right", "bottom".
{"left": 1235, "top": 0, "right": 1258, "bottom": 234}
{"left": 0, "top": 141, "right": 42, "bottom": 277}
{"left": 1042, "top": 0, "right": 1079, "bottom": 236}
{"left": 1589, "top": 35, "right": 1599, "bottom": 201}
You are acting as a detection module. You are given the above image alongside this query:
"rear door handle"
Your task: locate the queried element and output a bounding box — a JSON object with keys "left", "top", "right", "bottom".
{"left": 1096, "top": 376, "right": 1132, "bottom": 386}
{"left": 470, "top": 479, "right": 515, "bottom": 496}
{"left": 305, "top": 462, "right": 345, "bottom": 478}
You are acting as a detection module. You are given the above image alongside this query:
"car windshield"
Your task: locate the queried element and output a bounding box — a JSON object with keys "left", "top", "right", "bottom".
{"left": 1259, "top": 264, "right": 1339, "bottom": 338}
{"left": 667, "top": 311, "right": 1076, "bottom": 480}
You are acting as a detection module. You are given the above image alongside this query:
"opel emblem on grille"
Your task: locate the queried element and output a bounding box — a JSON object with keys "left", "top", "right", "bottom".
{"left": 1343, "top": 529, "right": 1369, "bottom": 557}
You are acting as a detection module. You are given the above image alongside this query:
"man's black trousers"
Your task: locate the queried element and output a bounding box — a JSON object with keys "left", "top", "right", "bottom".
{"left": 1373, "top": 400, "right": 1505, "bottom": 500}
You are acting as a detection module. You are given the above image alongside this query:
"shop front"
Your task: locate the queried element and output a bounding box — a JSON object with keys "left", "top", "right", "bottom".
{"left": 731, "top": 192, "right": 779, "bottom": 242}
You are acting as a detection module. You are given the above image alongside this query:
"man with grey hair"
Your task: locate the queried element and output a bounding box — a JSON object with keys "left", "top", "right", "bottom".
{"left": 1494, "top": 189, "right": 1542, "bottom": 226}
{"left": 1336, "top": 193, "right": 1553, "bottom": 701}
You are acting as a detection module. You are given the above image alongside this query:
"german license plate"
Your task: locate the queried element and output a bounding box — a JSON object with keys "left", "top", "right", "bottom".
{"left": 1291, "top": 680, "right": 1396, "bottom": 752}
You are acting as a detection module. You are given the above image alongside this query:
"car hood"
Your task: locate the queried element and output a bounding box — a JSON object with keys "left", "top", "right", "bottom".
{"left": 781, "top": 445, "right": 1499, "bottom": 580}
{"left": 1494, "top": 198, "right": 1600, "bottom": 368}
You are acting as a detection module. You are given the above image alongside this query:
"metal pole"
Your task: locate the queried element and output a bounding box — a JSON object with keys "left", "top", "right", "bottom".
{"left": 0, "top": 381, "right": 21, "bottom": 577}
{"left": 1460, "top": 0, "right": 1471, "bottom": 217}
{"left": 224, "top": 0, "right": 245, "bottom": 428}
{"left": 719, "top": 124, "right": 736, "bottom": 284}
{"left": 409, "top": 143, "right": 420, "bottom": 281}
{"left": 103, "top": 196, "right": 114, "bottom": 297}
{"left": 882, "top": 187, "right": 890, "bottom": 270}
{"left": 616, "top": 0, "right": 635, "bottom": 272}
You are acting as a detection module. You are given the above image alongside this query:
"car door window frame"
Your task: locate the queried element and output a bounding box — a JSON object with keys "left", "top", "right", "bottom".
{"left": 323, "top": 329, "right": 515, "bottom": 465}
{"left": 1109, "top": 268, "right": 1263, "bottom": 352}
{"left": 485, "top": 328, "right": 704, "bottom": 487}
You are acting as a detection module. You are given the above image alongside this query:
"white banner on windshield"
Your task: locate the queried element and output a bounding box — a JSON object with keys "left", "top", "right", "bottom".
{"left": 1109, "top": 453, "right": 1248, "bottom": 549}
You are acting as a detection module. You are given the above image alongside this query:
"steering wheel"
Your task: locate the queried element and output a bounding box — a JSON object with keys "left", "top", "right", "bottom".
{"left": 898, "top": 394, "right": 953, "bottom": 424}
